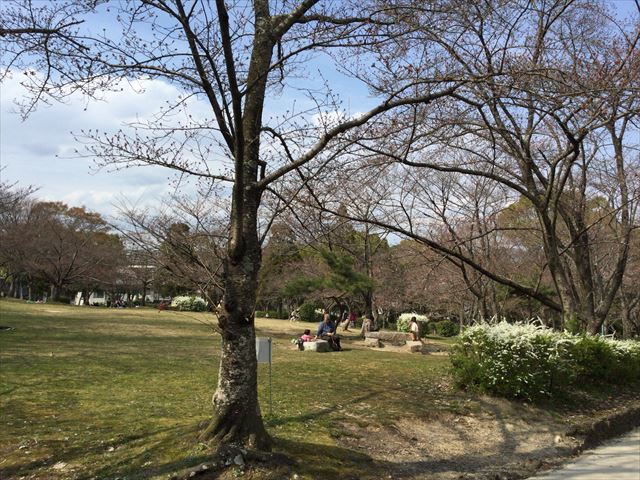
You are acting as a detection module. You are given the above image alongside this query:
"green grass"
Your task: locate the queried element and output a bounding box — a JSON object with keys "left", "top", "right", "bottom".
{"left": 0, "top": 300, "right": 456, "bottom": 479}
{"left": 2, "top": 299, "right": 638, "bottom": 479}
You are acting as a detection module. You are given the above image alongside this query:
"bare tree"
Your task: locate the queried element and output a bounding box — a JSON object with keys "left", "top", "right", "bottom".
{"left": 2, "top": 0, "right": 466, "bottom": 449}
{"left": 115, "top": 192, "right": 228, "bottom": 306}
{"left": 318, "top": 0, "right": 640, "bottom": 333}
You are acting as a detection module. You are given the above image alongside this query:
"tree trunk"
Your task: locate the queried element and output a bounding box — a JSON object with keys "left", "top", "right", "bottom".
{"left": 200, "top": 199, "right": 271, "bottom": 450}
{"left": 620, "top": 293, "right": 639, "bottom": 339}
{"left": 141, "top": 282, "right": 148, "bottom": 307}
{"left": 363, "top": 288, "right": 375, "bottom": 321}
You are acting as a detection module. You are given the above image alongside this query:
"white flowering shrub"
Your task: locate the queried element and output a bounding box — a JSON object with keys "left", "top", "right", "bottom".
{"left": 451, "top": 321, "right": 640, "bottom": 400}
{"left": 569, "top": 335, "right": 640, "bottom": 382}
{"left": 397, "top": 313, "right": 429, "bottom": 333}
{"left": 170, "top": 295, "right": 208, "bottom": 312}
{"left": 451, "top": 322, "right": 573, "bottom": 400}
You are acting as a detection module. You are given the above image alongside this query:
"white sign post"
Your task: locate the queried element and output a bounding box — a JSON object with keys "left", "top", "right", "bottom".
{"left": 255, "top": 337, "right": 272, "bottom": 415}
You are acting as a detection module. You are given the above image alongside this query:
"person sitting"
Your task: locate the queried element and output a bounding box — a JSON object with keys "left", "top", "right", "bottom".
{"left": 316, "top": 314, "right": 342, "bottom": 351}
{"left": 296, "top": 328, "right": 314, "bottom": 350}
{"left": 300, "top": 329, "right": 313, "bottom": 342}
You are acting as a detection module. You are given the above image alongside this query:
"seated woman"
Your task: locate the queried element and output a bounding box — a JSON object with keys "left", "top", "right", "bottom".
{"left": 360, "top": 315, "right": 372, "bottom": 338}
{"left": 316, "top": 314, "right": 342, "bottom": 351}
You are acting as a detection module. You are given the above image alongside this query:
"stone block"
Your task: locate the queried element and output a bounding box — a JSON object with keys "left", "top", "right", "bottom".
{"left": 365, "top": 331, "right": 410, "bottom": 346}
{"left": 303, "top": 339, "right": 330, "bottom": 352}
{"left": 406, "top": 341, "right": 423, "bottom": 353}
{"left": 364, "top": 337, "right": 382, "bottom": 348}
{"left": 422, "top": 343, "right": 445, "bottom": 353}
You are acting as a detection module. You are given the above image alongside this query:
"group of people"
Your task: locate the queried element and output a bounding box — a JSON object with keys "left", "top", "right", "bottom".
{"left": 296, "top": 311, "right": 345, "bottom": 351}
{"left": 296, "top": 310, "right": 383, "bottom": 352}
{"left": 297, "top": 312, "right": 421, "bottom": 351}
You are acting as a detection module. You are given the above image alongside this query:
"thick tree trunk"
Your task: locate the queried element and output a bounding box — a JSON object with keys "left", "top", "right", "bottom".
{"left": 200, "top": 201, "right": 271, "bottom": 450}
{"left": 363, "top": 289, "right": 375, "bottom": 321}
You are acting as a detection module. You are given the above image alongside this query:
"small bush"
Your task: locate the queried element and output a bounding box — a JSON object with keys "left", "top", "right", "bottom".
{"left": 397, "top": 313, "right": 429, "bottom": 333}
{"left": 298, "top": 302, "right": 323, "bottom": 323}
{"left": 170, "top": 296, "right": 208, "bottom": 312}
{"left": 433, "top": 320, "right": 459, "bottom": 337}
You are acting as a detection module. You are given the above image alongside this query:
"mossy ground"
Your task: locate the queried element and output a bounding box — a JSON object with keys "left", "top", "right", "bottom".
{"left": 1, "top": 299, "right": 638, "bottom": 479}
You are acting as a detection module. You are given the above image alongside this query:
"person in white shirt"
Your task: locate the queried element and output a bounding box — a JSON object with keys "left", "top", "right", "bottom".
{"left": 409, "top": 317, "right": 420, "bottom": 341}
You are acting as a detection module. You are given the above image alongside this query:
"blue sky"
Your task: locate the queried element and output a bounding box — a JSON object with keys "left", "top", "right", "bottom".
{"left": 1, "top": 0, "right": 637, "bottom": 219}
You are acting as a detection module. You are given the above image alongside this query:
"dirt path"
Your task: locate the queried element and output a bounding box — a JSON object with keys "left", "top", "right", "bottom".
{"left": 335, "top": 397, "right": 640, "bottom": 480}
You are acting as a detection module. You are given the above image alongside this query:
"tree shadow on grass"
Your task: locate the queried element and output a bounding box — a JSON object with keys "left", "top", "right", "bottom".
{"left": 273, "top": 435, "right": 571, "bottom": 480}
{"left": 1, "top": 409, "right": 572, "bottom": 480}
{"left": 267, "top": 394, "right": 571, "bottom": 480}
{"left": 266, "top": 390, "right": 383, "bottom": 428}
{"left": 1, "top": 392, "right": 576, "bottom": 480}
{"left": 0, "top": 422, "right": 215, "bottom": 480}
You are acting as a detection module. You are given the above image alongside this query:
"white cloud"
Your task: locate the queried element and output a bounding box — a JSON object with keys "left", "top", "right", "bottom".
{"left": 0, "top": 68, "right": 374, "bottom": 218}
{"left": 0, "top": 73, "right": 209, "bottom": 216}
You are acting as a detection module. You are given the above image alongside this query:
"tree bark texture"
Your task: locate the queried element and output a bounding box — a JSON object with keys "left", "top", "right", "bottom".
{"left": 201, "top": 187, "right": 271, "bottom": 449}
{"left": 200, "top": 4, "right": 276, "bottom": 448}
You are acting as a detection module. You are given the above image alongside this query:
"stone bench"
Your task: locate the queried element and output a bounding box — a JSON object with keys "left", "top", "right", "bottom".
{"left": 302, "top": 339, "right": 331, "bottom": 352}
{"left": 365, "top": 331, "right": 412, "bottom": 346}
{"left": 363, "top": 332, "right": 427, "bottom": 353}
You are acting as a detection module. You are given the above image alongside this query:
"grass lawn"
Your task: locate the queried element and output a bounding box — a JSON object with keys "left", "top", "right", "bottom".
{"left": 1, "top": 299, "right": 639, "bottom": 480}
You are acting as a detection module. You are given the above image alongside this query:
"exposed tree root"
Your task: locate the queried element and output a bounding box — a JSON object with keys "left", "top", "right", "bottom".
{"left": 173, "top": 444, "right": 295, "bottom": 480}
{"left": 200, "top": 407, "right": 271, "bottom": 451}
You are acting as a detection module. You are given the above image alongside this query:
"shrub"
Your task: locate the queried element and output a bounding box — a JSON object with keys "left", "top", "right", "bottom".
{"left": 450, "top": 322, "right": 573, "bottom": 400}
{"left": 298, "top": 302, "right": 323, "bottom": 323}
{"left": 609, "top": 340, "right": 640, "bottom": 381}
{"left": 170, "top": 296, "right": 208, "bottom": 312}
{"left": 570, "top": 336, "right": 640, "bottom": 384}
{"left": 451, "top": 321, "right": 640, "bottom": 401}
{"left": 433, "top": 320, "right": 459, "bottom": 337}
{"left": 397, "top": 313, "right": 429, "bottom": 333}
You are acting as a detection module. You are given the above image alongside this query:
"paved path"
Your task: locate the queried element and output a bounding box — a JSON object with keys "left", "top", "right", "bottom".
{"left": 529, "top": 427, "right": 640, "bottom": 480}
